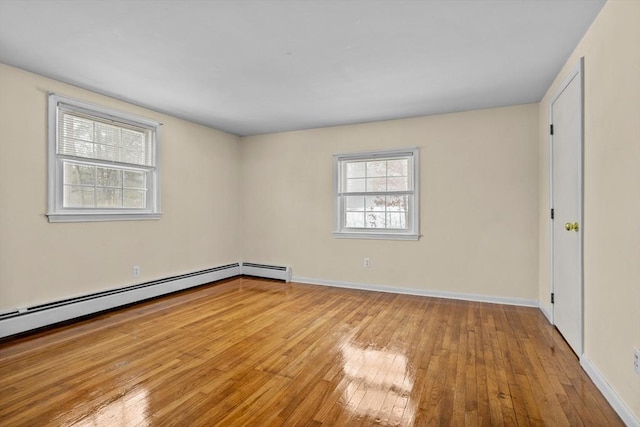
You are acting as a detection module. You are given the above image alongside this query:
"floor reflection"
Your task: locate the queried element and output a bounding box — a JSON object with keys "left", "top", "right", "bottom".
{"left": 66, "top": 387, "right": 149, "bottom": 427}
{"left": 340, "top": 342, "right": 416, "bottom": 425}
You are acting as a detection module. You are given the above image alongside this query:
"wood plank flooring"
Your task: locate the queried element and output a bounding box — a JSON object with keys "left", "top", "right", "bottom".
{"left": 0, "top": 277, "right": 623, "bottom": 426}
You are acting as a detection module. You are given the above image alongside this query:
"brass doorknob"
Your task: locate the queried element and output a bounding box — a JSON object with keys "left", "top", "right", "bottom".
{"left": 565, "top": 222, "right": 579, "bottom": 232}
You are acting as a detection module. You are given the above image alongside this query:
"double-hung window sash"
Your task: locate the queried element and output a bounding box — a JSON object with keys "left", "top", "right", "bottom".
{"left": 48, "top": 94, "right": 161, "bottom": 222}
{"left": 334, "top": 148, "right": 419, "bottom": 240}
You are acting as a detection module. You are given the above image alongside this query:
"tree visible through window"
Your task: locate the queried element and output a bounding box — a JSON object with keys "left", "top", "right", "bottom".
{"left": 334, "top": 148, "right": 419, "bottom": 240}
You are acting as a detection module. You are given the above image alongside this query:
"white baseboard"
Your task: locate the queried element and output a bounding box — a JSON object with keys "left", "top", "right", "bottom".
{"left": 539, "top": 303, "right": 553, "bottom": 323}
{"left": 580, "top": 356, "right": 640, "bottom": 427}
{"left": 292, "top": 276, "right": 538, "bottom": 307}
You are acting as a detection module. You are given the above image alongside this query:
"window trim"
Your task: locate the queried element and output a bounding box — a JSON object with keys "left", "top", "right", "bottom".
{"left": 47, "top": 93, "right": 162, "bottom": 223}
{"left": 333, "top": 147, "right": 420, "bottom": 240}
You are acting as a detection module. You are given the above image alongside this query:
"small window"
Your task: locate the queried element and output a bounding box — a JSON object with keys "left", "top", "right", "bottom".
{"left": 47, "top": 94, "right": 161, "bottom": 222}
{"left": 334, "top": 148, "right": 420, "bottom": 240}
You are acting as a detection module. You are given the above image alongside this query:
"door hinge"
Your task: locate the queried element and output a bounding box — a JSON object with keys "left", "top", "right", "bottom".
{"left": 551, "top": 208, "right": 554, "bottom": 219}
{"left": 550, "top": 124, "right": 554, "bottom": 135}
{"left": 551, "top": 293, "right": 555, "bottom": 304}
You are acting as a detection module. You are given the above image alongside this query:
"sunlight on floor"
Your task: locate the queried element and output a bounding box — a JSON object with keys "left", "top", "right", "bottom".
{"left": 68, "top": 387, "right": 149, "bottom": 427}
{"left": 341, "top": 342, "right": 416, "bottom": 425}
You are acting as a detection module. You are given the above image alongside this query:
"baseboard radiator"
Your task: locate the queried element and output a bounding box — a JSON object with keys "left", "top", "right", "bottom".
{"left": 0, "top": 263, "right": 241, "bottom": 339}
{"left": 241, "top": 262, "right": 292, "bottom": 282}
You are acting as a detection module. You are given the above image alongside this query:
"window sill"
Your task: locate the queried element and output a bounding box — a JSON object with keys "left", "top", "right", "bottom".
{"left": 47, "top": 212, "right": 162, "bottom": 223}
{"left": 333, "top": 232, "right": 420, "bottom": 241}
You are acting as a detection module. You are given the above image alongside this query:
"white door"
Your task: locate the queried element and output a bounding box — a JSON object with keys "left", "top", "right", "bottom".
{"left": 551, "top": 59, "right": 584, "bottom": 356}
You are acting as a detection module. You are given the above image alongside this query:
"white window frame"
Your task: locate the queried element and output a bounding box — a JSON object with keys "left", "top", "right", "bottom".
{"left": 333, "top": 147, "right": 420, "bottom": 240}
{"left": 47, "top": 93, "right": 161, "bottom": 222}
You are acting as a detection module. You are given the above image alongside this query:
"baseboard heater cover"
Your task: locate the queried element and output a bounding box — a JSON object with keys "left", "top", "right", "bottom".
{"left": 0, "top": 263, "right": 241, "bottom": 339}
{"left": 241, "top": 262, "right": 292, "bottom": 282}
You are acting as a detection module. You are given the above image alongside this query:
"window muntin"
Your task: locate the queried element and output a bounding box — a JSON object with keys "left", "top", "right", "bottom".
{"left": 58, "top": 109, "right": 154, "bottom": 167}
{"left": 48, "top": 94, "right": 161, "bottom": 222}
{"left": 334, "top": 148, "right": 419, "bottom": 240}
{"left": 62, "top": 161, "right": 148, "bottom": 209}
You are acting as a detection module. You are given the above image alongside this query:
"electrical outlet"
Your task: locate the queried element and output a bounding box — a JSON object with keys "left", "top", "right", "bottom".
{"left": 133, "top": 265, "right": 140, "bottom": 277}
{"left": 634, "top": 348, "right": 640, "bottom": 376}
{"left": 364, "top": 257, "right": 371, "bottom": 268}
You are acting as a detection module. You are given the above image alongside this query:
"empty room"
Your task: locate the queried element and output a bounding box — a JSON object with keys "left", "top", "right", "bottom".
{"left": 0, "top": 0, "right": 638, "bottom": 425}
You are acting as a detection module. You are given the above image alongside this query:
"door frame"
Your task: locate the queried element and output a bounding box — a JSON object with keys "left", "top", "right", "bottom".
{"left": 549, "top": 57, "right": 585, "bottom": 357}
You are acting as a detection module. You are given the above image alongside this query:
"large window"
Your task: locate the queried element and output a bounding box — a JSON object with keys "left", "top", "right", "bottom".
{"left": 47, "top": 94, "right": 161, "bottom": 222}
{"left": 334, "top": 148, "right": 419, "bottom": 240}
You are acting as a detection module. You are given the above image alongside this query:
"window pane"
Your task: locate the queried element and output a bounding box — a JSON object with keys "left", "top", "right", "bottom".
{"left": 122, "top": 149, "right": 145, "bottom": 165}
{"left": 366, "top": 177, "right": 386, "bottom": 191}
{"left": 387, "top": 159, "right": 408, "bottom": 177}
{"left": 96, "top": 167, "right": 122, "bottom": 187}
{"left": 345, "top": 212, "right": 365, "bottom": 228}
{"left": 58, "top": 110, "right": 154, "bottom": 167}
{"left": 346, "top": 178, "right": 365, "bottom": 192}
{"left": 124, "top": 170, "right": 146, "bottom": 189}
{"left": 64, "top": 115, "right": 93, "bottom": 142}
{"left": 122, "top": 128, "right": 144, "bottom": 150}
{"left": 365, "top": 212, "right": 385, "bottom": 228}
{"left": 346, "top": 162, "right": 365, "bottom": 178}
{"left": 95, "top": 122, "right": 121, "bottom": 146}
{"left": 59, "top": 140, "right": 94, "bottom": 158}
{"left": 387, "top": 212, "right": 408, "bottom": 229}
{"left": 386, "top": 195, "right": 408, "bottom": 212}
{"left": 365, "top": 195, "right": 385, "bottom": 211}
{"left": 345, "top": 196, "right": 365, "bottom": 211}
{"left": 387, "top": 177, "right": 408, "bottom": 191}
{"left": 366, "top": 161, "right": 386, "bottom": 177}
{"left": 64, "top": 185, "right": 94, "bottom": 208}
{"left": 96, "top": 188, "right": 122, "bottom": 208}
{"left": 64, "top": 163, "right": 95, "bottom": 185}
{"left": 95, "top": 143, "right": 119, "bottom": 162}
{"left": 124, "top": 189, "right": 146, "bottom": 208}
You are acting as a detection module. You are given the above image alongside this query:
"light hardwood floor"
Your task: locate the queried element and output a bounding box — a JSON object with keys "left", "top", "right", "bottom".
{"left": 0, "top": 277, "right": 622, "bottom": 426}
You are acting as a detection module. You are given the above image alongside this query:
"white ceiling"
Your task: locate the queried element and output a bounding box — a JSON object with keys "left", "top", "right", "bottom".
{"left": 0, "top": 0, "right": 605, "bottom": 136}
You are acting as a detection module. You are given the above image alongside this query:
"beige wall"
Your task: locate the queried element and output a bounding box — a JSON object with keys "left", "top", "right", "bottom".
{"left": 242, "top": 104, "right": 540, "bottom": 302}
{"left": 0, "top": 64, "right": 242, "bottom": 311}
{"left": 538, "top": 0, "right": 640, "bottom": 419}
